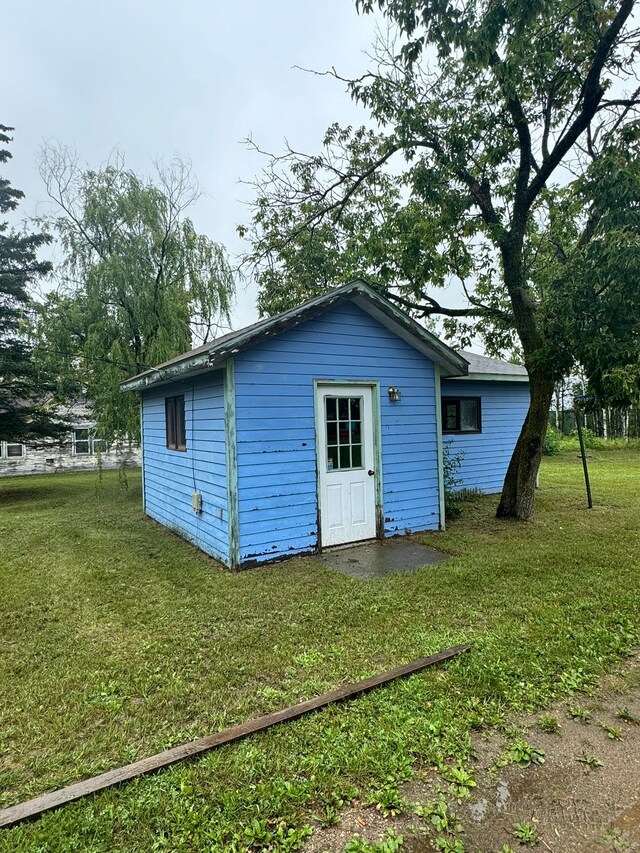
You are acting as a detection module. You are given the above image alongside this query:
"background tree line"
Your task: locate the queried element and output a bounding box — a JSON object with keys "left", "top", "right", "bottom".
{"left": 0, "top": 125, "right": 65, "bottom": 445}
{"left": 550, "top": 376, "right": 640, "bottom": 440}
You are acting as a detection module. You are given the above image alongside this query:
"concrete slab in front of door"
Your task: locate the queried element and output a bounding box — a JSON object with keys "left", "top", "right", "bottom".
{"left": 316, "top": 537, "right": 447, "bottom": 580}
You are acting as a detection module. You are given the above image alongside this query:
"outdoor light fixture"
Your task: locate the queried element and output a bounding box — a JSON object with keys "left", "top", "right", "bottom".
{"left": 388, "top": 387, "right": 401, "bottom": 402}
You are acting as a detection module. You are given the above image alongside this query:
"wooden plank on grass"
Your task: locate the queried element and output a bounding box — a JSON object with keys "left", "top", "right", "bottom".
{"left": 0, "top": 643, "right": 469, "bottom": 829}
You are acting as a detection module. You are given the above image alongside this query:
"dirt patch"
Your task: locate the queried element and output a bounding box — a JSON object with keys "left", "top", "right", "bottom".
{"left": 306, "top": 653, "right": 640, "bottom": 852}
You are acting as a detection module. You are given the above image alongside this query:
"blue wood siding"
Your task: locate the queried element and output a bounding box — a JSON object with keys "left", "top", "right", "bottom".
{"left": 233, "top": 301, "right": 440, "bottom": 564}
{"left": 441, "top": 379, "right": 530, "bottom": 494}
{"left": 141, "top": 372, "right": 229, "bottom": 563}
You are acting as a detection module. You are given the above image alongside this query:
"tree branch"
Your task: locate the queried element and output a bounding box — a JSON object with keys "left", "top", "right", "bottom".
{"left": 577, "top": 207, "right": 603, "bottom": 249}
{"left": 386, "top": 288, "right": 512, "bottom": 322}
{"left": 525, "top": 0, "right": 636, "bottom": 209}
{"left": 490, "top": 51, "right": 532, "bottom": 233}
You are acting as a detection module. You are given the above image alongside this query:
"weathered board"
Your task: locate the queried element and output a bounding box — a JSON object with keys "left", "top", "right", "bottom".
{"left": 0, "top": 643, "right": 469, "bottom": 829}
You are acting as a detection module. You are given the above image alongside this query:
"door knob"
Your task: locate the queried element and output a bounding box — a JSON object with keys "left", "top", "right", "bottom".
{"left": 367, "top": 469, "right": 375, "bottom": 476}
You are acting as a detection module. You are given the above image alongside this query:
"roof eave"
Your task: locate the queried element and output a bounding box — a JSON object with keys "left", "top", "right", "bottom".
{"left": 444, "top": 371, "right": 529, "bottom": 382}
{"left": 119, "top": 353, "right": 215, "bottom": 392}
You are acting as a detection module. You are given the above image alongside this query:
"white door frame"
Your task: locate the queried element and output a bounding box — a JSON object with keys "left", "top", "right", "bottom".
{"left": 313, "top": 379, "right": 383, "bottom": 550}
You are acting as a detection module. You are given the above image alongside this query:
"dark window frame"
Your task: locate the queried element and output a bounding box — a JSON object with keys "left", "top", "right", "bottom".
{"left": 441, "top": 396, "right": 482, "bottom": 434}
{"left": 165, "top": 395, "right": 187, "bottom": 451}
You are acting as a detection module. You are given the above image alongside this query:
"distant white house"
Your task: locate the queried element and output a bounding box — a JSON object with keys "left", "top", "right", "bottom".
{"left": 0, "top": 401, "right": 140, "bottom": 477}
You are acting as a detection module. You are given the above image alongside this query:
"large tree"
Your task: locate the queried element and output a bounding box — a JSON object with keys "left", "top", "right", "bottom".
{"left": 244, "top": 0, "right": 640, "bottom": 520}
{"left": 37, "top": 147, "right": 235, "bottom": 441}
{"left": 0, "top": 126, "right": 67, "bottom": 443}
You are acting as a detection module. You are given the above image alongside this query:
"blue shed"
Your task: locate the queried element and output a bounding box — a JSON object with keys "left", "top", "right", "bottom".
{"left": 121, "top": 282, "right": 529, "bottom": 569}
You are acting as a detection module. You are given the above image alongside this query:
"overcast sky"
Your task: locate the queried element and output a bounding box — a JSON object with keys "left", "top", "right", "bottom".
{"left": 4, "top": 0, "right": 381, "bottom": 329}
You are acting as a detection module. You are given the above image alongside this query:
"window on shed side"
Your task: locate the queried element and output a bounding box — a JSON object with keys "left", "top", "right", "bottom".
{"left": 165, "top": 395, "right": 186, "bottom": 451}
{"left": 441, "top": 397, "right": 481, "bottom": 434}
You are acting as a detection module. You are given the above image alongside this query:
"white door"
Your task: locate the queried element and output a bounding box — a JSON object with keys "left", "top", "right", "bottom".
{"left": 317, "top": 384, "right": 377, "bottom": 547}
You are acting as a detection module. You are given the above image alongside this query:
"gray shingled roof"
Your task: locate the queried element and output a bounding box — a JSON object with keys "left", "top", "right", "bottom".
{"left": 453, "top": 350, "right": 528, "bottom": 380}
{"left": 121, "top": 281, "right": 470, "bottom": 392}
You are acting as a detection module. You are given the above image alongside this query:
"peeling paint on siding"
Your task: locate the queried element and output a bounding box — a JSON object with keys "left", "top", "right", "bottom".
{"left": 0, "top": 445, "right": 139, "bottom": 477}
{"left": 234, "top": 301, "right": 441, "bottom": 566}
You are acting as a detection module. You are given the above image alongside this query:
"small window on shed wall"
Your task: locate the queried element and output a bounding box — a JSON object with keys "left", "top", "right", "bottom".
{"left": 165, "top": 395, "right": 186, "bottom": 451}
{"left": 441, "top": 397, "right": 482, "bottom": 434}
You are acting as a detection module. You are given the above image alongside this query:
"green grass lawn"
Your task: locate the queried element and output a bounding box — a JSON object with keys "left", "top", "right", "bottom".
{"left": 0, "top": 451, "right": 639, "bottom": 851}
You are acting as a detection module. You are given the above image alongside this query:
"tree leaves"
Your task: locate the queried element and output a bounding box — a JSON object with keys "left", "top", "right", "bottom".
{"left": 0, "top": 126, "right": 68, "bottom": 443}
{"left": 241, "top": 0, "right": 640, "bottom": 517}
{"left": 35, "top": 147, "right": 235, "bottom": 441}
{"left": 243, "top": 0, "right": 640, "bottom": 390}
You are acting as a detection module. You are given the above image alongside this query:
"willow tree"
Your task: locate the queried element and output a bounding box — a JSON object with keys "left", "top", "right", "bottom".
{"left": 244, "top": 0, "right": 640, "bottom": 520}
{"left": 37, "top": 147, "right": 235, "bottom": 441}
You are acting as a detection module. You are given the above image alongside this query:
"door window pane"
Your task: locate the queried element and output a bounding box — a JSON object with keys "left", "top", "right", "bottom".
{"left": 338, "top": 421, "right": 350, "bottom": 444}
{"left": 327, "top": 446, "right": 338, "bottom": 470}
{"left": 339, "top": 446, "right": 351, "bottom": 468}
{"left": 325, "top": 396, "right": 365, "bottom": 471}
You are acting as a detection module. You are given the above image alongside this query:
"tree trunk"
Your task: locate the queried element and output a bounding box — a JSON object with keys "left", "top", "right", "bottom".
{"left": 496, "top": 374, "right": 555, "bottom": 520}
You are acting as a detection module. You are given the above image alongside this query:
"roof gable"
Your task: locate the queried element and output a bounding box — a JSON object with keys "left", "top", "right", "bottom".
{"left": 120, "top": 281, "right": 470, "bottom": 392}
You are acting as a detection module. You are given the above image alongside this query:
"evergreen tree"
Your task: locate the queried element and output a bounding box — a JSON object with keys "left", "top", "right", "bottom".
{"left": 0, "top": 126, "right": 66, "bottom": 443}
